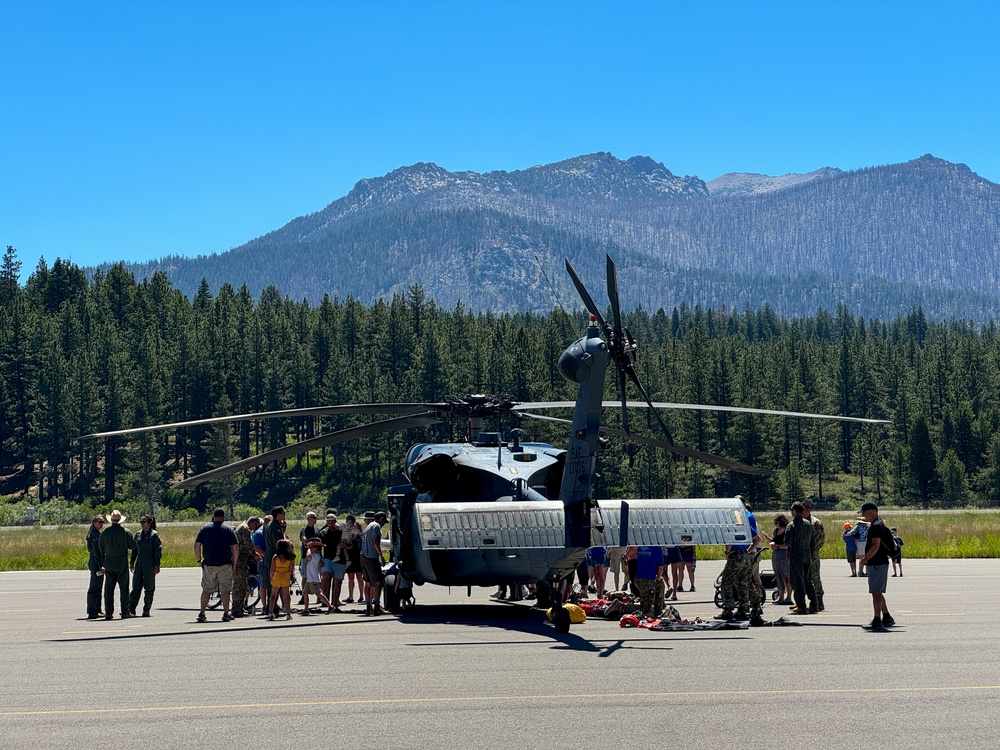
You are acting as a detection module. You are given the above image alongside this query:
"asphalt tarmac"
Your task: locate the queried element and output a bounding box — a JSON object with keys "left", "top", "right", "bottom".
{"left": 0, "top": 558, "right": 997, "bottom": 750}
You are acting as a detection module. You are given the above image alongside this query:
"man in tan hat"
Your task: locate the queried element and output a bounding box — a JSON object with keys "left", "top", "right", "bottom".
{"left": 98, "top": 509, "right": 137, "bottom": 619}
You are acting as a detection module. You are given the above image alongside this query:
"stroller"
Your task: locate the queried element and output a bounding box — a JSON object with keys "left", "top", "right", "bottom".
{"left": 714, "top": 547, "right": 778, "bottom": 608}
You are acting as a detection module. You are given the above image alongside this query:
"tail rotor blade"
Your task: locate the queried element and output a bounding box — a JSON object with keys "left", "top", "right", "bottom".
{"left": 606, "top": 254, "right": 624, "bottom": 343}
{"left": 565, "top": 259, "right": 609, "bottom": 330}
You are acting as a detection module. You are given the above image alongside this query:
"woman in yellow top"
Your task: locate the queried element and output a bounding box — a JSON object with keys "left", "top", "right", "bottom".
{"left": 269, "top": 539, "right": 296, "bottom": 621}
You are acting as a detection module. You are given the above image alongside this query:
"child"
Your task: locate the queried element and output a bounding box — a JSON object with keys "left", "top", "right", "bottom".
{"left": 302, "top": 539, "right": 336, "bottom": 614}
{"left": 269, "top": 539, "right": 296, "bottom": 621}
{"left": 891, "top": 527, "right": 904, "bottom": 577}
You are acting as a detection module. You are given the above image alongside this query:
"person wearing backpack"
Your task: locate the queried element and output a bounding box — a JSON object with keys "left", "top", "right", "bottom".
{"left": 858, "top": 502, "right": 896, "bottom": 629}
{"left": 890, "top": 528, "right": 904, "bottom": 577}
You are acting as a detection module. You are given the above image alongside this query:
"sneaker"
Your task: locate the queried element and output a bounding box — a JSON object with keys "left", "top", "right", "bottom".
{"left": 267, "top": 613, "right": 275, "bottom": 621}
{"left": 196, "top": 612, "right": 207, "bottom": 623}
{"left": 128, "top": 608, "right": 136, "bottom": 616}
{"left": 87, "top": 614, "right": 99, "bottom": 620}
{"left": 373, "top": 605, "right": 385, "bottom": 616}
{"left": 881, "top": 614, "right": 896, "bottom": 627}
{"left": 301, "top": 609, "right": 311, "bottom": 616}
{"left": 867, "top": 617, "right": 884, "bottom": 629}
{"left": 223, "top": 612, "right": 235, "bottom": 622}
{"left": 285, "top": 613, "right": 292, "bottom": 621}
{"left": 104, "top": 614, "right": 114, "bottom": 621}
{"left": 714, "top": 610, "right": 734, "bottom": 620}
{"left": 690, "top": 586, "right": 695, "bottom": 592}
{"left": 344, "top": 597, "right": 354, "bottom": 604}
{"left": 120, "top": 613, "right": 131, "bottom": 619}
{"left": 326, "top": 606, "right": 337, "bottom": 614}
{"left": 141, "top": 610, "right": 151, "bottom": 617}
{"left": 892, "top": 573, "right": 897, "bottom": 577}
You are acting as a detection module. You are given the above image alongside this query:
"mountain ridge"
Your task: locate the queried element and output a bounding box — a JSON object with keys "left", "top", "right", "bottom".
{"left": 105, "top": 152, "right": 1000, "bottom": 323}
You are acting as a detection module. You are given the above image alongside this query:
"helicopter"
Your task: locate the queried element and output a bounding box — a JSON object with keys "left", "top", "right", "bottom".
{"left": 80, "top": 256, "right": 889, "bottom": 633}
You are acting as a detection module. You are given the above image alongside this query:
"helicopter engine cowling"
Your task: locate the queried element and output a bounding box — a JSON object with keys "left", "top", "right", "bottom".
{"left": 407, "top": 450, "right": 459, "bottom": 493}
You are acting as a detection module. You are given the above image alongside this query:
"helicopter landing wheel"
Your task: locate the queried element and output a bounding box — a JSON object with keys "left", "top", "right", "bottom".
{"left": 552, "top": 604, "right": 571, "bottom": 634}
{"left": 383, "top": 573, "right": 400, "bottom": 613}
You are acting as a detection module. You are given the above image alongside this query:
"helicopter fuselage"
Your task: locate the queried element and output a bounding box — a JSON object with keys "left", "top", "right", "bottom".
{"left": 391, "top": 436, "right": 584, "bottom": 586}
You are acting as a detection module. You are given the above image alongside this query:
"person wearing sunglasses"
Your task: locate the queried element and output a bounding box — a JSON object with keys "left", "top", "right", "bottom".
{"left": 86, "top": 515, "right": 106, "bottom": 619}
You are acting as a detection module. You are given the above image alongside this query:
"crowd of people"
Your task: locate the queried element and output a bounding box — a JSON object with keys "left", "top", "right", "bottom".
{"left": 542, "top": 497, "right": 901, "bottom": 630}
{"left": 85, "top": 499, "right": 902, "bottom": 630}
{"left": 84, "top": 506, "right": 389, "bottom": 622}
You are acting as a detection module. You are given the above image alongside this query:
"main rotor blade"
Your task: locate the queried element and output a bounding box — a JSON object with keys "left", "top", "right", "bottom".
{"left": 78, "top": 404, "right": 438, "bottom": 441}
{"left": 564, "top": 259, "right": 609, "bottom": 330}
{"left": 171, "top": 414, "right": 443, "bottom": 490}
{"left": 520, "top": 413, "right": 768, "bottom": 475}
{"left": 514, "top": 401, "right": 891, "bottom": 425}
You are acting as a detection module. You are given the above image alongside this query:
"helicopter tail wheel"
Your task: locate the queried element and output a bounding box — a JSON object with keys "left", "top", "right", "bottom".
{"left": 552, "top": 604, "right": 571, "bottom": 634}
{"left": 713, "top": 587, "right": 724, "bottom": 608}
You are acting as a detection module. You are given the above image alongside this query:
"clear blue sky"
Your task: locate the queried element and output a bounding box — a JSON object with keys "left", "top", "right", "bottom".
{"left": 3, "top": 1, "right": 998, "bottom": 273}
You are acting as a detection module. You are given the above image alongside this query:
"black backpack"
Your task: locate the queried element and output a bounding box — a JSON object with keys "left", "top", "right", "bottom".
{"left": 875, "top": 520, "right": 898, "bottom": 556}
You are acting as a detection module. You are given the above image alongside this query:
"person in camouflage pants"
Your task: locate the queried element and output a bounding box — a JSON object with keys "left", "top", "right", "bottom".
{"left": 803, "top": 502, "right": 826, "bottom": 611}
{"left": 232, "top": 516, "right": 261, "bottom": 618}
{"left": 719, "top": 550, "right": 755, "bottom": 617}
{"left": 633, "top": 546, "right": 665, "bottom": 618}
{"left": 716, "top": 498, "right": 764, "bottom": 625}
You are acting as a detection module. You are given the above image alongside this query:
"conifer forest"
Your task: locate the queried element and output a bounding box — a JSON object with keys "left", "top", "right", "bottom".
{"left": 4, "top": 245, "right": 1000, "bottom": 524}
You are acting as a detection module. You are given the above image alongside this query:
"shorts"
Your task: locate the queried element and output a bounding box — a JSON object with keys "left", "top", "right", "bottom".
{"left": 606, "top": 548, "right": 621, "bottom": 574}
{"left": 323, "top": 558, "right": 348, "bottom": 580}
{"left": 680, "top": 547, "right": 696, "bottom": 564}
{"left": 846, "top": 549, "right": 857, "bottom": 563}
{"left": 867, "top": 564, "right": 889, "bottom": 594}
{"left": 665, "top": 547, "right": 683, "bottom": 564}
{"left": 361, "top": 556, "right": 384, "bottom": 584}
{"left": 303, "top": 581, "right": 322, "bottom": 595}
{"left": 588, "top": 554, "right": 607, "bottom": 568}
{"left": 201, "top": 564, "right": 234, "bottom": 593}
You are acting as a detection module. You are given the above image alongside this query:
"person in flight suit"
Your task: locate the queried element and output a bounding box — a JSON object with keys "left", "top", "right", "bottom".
{"left": 787, "top": 502, "right": 817, "bottom": 614}
{"left": 86, "top": 515, "right": 105, "bottom": 619}
{"left": 128, "top": 514, "right": 162, "bottom": 617}
{"left": 99, "top": 509, "right": 138, "bottom": 619}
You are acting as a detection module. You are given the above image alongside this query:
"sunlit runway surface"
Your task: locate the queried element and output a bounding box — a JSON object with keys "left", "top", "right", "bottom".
{"left": 1, "top": 558, "right": 996, "bottom": 749}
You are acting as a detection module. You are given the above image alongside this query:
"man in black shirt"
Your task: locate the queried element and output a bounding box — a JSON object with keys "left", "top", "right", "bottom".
{"left": 858, "top": 501, "right": 896, "bottom": 629}
{"left": 318, "top": 513, "right": 345, "bottom": 604}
